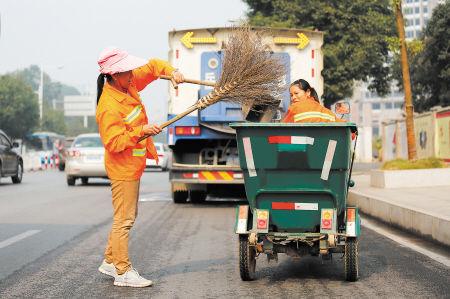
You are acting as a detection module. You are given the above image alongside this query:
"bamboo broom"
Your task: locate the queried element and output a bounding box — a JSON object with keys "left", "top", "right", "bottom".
{"left": 138, "top": 27, "right": 286, "bottom": 142}
{"left": 159, "top": 75, "right": 215, "bottom": 88}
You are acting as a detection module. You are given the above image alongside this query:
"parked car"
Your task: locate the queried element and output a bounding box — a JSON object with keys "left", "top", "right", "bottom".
{"left": 65, "top": 133, "right": 107, "bottom": 186}
{"left": 146, "top": 142, "right": 169, "bottom": 171}
{"left": 0, "top": 130, "right": 23, "bottom": 184}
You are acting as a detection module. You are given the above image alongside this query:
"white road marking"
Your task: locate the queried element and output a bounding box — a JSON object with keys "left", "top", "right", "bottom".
{"left": 362, "top": 218, "right": 450, "bottom": 268}
{"left": 0, "top": 230, "right": 41, "bottom": 249}
{"left": 139, "top": 193, "right": 171, "bottom": 202}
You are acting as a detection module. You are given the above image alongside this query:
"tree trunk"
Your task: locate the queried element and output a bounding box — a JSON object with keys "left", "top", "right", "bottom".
{"left": 395, "top": 1, "right": 417, "bottom": 160}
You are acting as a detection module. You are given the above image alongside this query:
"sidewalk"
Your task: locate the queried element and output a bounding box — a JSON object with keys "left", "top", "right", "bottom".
{"left": 348, "top": 174, "right": 450, "bottom": 247}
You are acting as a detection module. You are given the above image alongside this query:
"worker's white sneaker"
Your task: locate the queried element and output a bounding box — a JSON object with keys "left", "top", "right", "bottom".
{"left": 98, "top": 260, "right": 117, "bottom": 278}
{"left": 114, "top": 268, "right": 153, "bottom": 287}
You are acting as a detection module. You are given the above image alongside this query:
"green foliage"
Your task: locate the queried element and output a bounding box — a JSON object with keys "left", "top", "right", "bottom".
{"left": 382, "top": 157, "right": 446, "bottom": 170}
{"left": 0, "top": 74, "right": 39, "bottom": 138}
{"left": 411, "top": 1, "right": 450, "bottom": 111}
{"left": 13, "top": 65, "right": 80, "bottom": 110}
{"left": 41, "top": 102, "right": 66, "bottom": 135}
{"left": 65, "top": 116, "right": 98, "bottom": 137}
{"left": 390, "top": 39, "right": 424, "bottom": 96}
{"left": 9, "top": 65, "right": 82, "bottom": 135}
{"left": 244, "top": 0, "right": 396, "bottom": 107}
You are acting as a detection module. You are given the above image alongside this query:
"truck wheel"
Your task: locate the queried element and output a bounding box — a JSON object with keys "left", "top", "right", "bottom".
{"left": 190, "top": 190, "right": 206, "bottom": 203}
{"left": 239, "top": 234, "right": 256, "bottom": 281}
{"left": 81, "top": 177, "right": 89, "bottom": 185}
{"left": 172, "top": 190, "right": 188, "bottom": 204}
{"left": 344, "top": 237, "right": 359, "bottom": 281}
{"left": 67, "top": 176, "right": 76, "bottom": 186}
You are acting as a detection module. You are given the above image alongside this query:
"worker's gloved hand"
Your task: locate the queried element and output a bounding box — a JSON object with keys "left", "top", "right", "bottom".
{"left": 143, "top": 124, "right": 162, "bottom": 136}
{"left": 172, "top": 70, "right": 185, "bottom": 84}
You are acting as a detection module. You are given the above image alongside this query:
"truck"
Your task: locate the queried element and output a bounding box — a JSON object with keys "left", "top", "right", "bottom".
{"left": 166, "top": 27, "right": 324, "bottom": 203}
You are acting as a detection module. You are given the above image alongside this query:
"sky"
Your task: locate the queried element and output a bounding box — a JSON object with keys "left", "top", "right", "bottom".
{"left": 0, "top": 0, "right": 248, "bottom": 122}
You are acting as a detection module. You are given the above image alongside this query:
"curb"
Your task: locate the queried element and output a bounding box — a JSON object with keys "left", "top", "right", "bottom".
{"left": 348, "top": 190, "right": 450, "bottom": 247}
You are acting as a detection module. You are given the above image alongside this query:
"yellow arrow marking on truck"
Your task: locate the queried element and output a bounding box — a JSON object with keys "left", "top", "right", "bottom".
{"left": 181, "top": 32, "right": 217, "bottom": 49}
{"left": 273, "top": 33, "right": 310, "bottom": 49}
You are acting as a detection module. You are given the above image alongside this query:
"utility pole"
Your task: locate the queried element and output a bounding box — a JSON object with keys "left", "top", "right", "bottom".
{"left": 38, "top": 65, "right": 44, "bottom": 122}
{"left": 394, "top": 0, "right": 417, "bottom": 160}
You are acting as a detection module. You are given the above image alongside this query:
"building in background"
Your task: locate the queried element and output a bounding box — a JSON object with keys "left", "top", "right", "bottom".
{"left": 349, "top": 82, "right": 404, "bottom": 162}
{"left": 63, "top": 95, "right": 95, "bottom": 128}
{"left": 403, "top": 0, "right": 445, "bottom": 40}
{"left": 351, "top": 82, "right": 404, "bottom": 137}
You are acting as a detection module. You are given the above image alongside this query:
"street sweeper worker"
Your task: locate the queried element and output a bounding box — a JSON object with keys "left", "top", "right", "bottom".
{"left": 95, "top": 47, "right": 184, "bottom": 288}
{"left": 282, "top": 79, "right": 344, "bottom": 123}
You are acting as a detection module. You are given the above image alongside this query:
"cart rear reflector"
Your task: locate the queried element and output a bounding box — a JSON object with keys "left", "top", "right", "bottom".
{"left": 236, "top": 205, "right": 249, "bottom": 234}
{"left": 272, "top": 202, "right": 318, "bottom": 210}
{"left": 256, "top": 210, "right": 269, "bottom": 231}
{"left": 346, "top": 208, "right": 357, "bottom": 237}
{"left": 320, "top": 208, "right": 337, "bottom": 233}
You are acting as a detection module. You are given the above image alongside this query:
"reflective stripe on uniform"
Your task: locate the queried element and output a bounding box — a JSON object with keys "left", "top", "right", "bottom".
{"left": 124, "top": 106, "right": 142, "bottom": 124}
{"left": 132, "top": 148, "right": 146, "bottom": 157}
{"left": 294, "top": 112, "right": 335, "bottom": 122}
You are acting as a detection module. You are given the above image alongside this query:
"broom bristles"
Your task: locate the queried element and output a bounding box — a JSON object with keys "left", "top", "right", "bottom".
{"left": 198, "top": 26, "right": 287, "bottom": 111}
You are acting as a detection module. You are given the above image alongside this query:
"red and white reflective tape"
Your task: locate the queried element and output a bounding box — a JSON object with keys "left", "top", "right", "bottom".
{"left": 321, "top": 140, "right": 337, "bottom": 181}
{"left": 268, "top": 135, "right": 314, "bottom": 145}
{"left": 272, "top": 202, "right": 319, "bottom": 211}
{"left": 242, "top": 137, "right": 257, "bottom": 177}
{"left": 272, "top": 202, "right": 318, "bottom": 210}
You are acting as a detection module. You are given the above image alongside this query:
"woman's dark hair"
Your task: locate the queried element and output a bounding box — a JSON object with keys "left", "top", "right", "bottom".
{"left": 290, "top": 79, "right": 320, "bottom": 102}
{"left": 97, "top": 74, "right": 112, "bottom": 105}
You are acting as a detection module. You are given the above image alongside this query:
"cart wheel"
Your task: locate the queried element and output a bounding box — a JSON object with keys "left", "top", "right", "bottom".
{"left": 190, "top": 190, "right": 206, "bottom": 203}
{"left": 344, "top": 237, "right": 359, "bottom": 281}
{"left": 239, "top": 234, "right": 256, "bottom": 281}
{"left": 172, "top": 190, "right": 188, "bottom": 204}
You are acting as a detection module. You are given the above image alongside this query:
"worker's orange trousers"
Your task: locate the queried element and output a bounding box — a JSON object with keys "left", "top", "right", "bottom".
{"left": 104, "top": 179, "right": 140, "bottom": 275}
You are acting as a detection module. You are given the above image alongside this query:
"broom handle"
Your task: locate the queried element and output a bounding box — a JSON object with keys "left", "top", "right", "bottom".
{"left": 137, "top": 104, "right": 200, "bottom": 142}
{"left": 160, "top": 75, "right": 216, "bottom": 88}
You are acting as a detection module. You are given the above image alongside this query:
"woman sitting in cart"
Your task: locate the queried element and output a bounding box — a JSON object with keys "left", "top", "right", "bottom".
{"left": 282, "top": 79, "right": 344, "bottom": 123}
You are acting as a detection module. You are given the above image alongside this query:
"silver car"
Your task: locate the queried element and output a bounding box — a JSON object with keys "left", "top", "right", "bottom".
{"left": 146, "top": 142, "right": 169, "bottom": 171}
{"left": 65, "top": 133, "right": 107, "bottom": 186}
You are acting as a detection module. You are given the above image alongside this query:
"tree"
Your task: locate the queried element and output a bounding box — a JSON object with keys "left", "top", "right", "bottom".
{"left": 393, "top": 0, "right": 416, "bottom": 160}
{"left": 13, "top": 65, "right": 80, "bottom": 110}
{"left": 11, "top": 65, "right": 80, "bottom": 134}
{"left": 411, "top": 1, "right": 450, "bottom": 111}
{"left": 0, "top": 74, "right": 39, "bottom": 138}
{"left": 41, "top": 102, "right": 66, "bottom": 134}
{"left": 243, "top": 0, "right": 396, "bottom": 107}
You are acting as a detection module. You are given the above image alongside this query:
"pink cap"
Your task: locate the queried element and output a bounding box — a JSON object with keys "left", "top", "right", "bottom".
{"left": 98, "top": 47, "right": 147, "bottom": 74}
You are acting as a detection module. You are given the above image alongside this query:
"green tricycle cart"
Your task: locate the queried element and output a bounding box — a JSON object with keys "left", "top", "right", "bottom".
{"left": 230, "top": 122, "right": 360, "bottom": 281}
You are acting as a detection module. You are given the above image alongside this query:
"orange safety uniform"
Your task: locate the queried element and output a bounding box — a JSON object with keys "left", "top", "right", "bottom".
{"left": 96, "top": 59, "right": 174, "bottom": 181}
{"left": 282, "top": 96, "right": 345, "bottom": 123}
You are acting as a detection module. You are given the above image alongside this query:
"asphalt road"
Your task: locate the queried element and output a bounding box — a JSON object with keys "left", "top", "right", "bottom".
{"left": 0, "top": 170, "right": 449, "bottom": 298}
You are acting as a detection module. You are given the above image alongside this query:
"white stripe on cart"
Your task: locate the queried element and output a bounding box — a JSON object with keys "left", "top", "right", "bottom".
{"left": 242, "top": 137, "right": 257, "bottom": 177}
{"left": 321, "top": 140, "right": 337, "bottom": 181}
{"left": 291, "top": 136, "right": 314, "bottom": 145}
